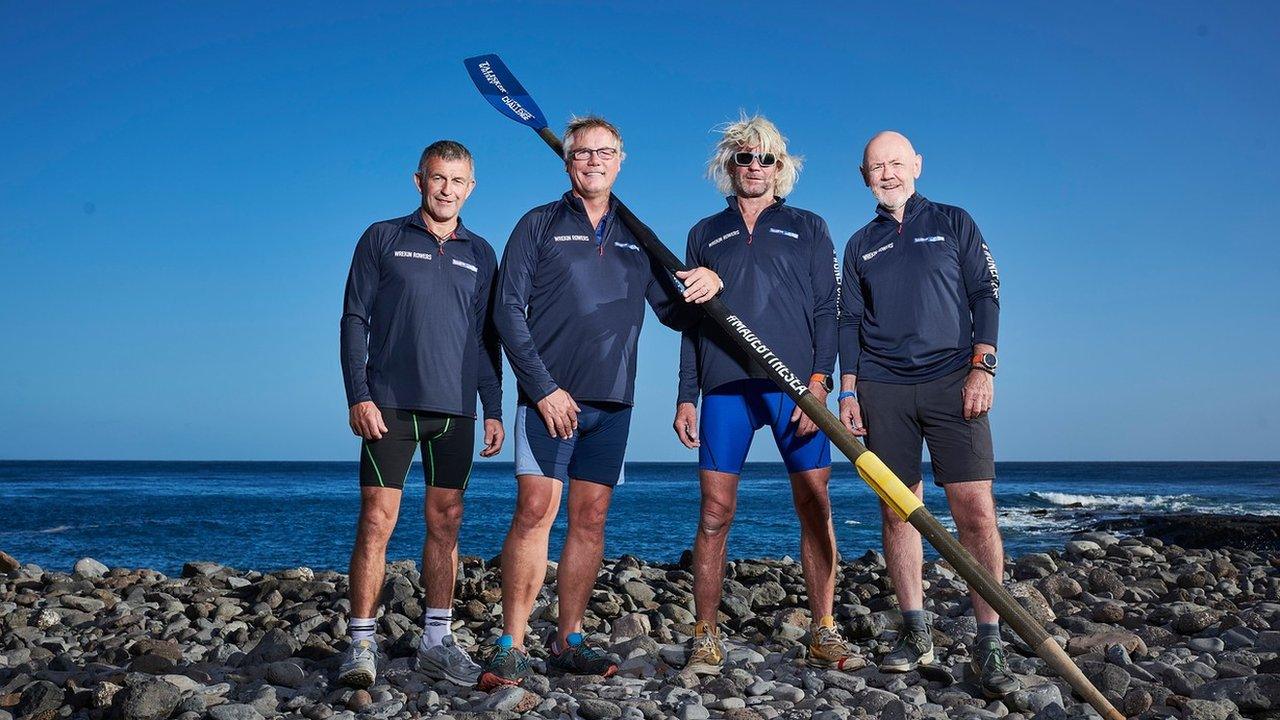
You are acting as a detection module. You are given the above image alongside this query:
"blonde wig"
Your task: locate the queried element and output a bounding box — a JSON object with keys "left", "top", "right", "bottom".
{"left": 707, "top": 112, "right": 803, "bottom": 197}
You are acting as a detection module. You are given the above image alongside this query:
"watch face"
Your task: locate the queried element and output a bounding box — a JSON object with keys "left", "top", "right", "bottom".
{"left": 983, "top": 353, "right": 998, "bottom": 369}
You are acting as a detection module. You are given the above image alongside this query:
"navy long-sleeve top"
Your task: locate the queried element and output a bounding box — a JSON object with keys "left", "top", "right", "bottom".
{"left": 838, "top": 194, "right": 1000, "bottom": 384}
{"left": 340, "top": 211, "right": 503, "bottom": 419}
{"left": 678, "top": 198, "right": 839, "bottom": 405}
{"left": 494, "top": 191, "right": 695, "bottom": 407}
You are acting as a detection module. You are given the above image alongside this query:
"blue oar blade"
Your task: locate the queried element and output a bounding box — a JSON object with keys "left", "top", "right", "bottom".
{"left": 463, "top": 54, "right": 548, "bottom": 130}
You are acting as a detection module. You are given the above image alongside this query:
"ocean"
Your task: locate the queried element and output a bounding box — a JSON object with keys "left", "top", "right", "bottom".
{"left": 1, "top": 461, "right": 1276, "bottom": 576}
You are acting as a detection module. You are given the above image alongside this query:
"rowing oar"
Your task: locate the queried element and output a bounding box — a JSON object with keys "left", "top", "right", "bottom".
{"left": 462, "top": 53, "right": 1124, "bottom": 720}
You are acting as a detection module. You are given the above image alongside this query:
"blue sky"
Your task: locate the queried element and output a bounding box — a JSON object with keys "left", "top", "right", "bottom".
{"left": 2, "top": 2, "right": 1277, "bottom": 461}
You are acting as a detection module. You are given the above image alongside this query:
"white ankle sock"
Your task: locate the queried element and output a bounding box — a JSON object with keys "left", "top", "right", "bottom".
{"left": 419, "top": 607, "right": 453, "bottom": 650}
{"left": 349, "top": 616, "right": 377, "bottom": 642}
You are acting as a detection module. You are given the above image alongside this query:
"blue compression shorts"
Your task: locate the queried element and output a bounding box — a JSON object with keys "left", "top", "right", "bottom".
{"left": 698, "top": 379, "right": 831, "bottom": 475}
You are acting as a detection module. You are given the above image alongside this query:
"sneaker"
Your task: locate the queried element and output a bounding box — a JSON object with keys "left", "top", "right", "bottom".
{"left": 337, "top": 638, "right": 378, "bottom": 688}
{"left": 546, "top": 632, "right": 618, "bottom": 677}
{"left": 477, "top": 636, "right": 530, "bottom": 691}
{"left": 684, "top": 621, "right": 725, "bottom": 676}
{"left": 416, "top": 635, "right": 483, "bottom": 687}
{"left": 880, "top": 628, "right": 934, "bottom": 672}
{"left": 970, "top": 636, "right": 1021, "bottom": 698}
{"left": 807, "top": 618, "right": 866, "bottom": 671}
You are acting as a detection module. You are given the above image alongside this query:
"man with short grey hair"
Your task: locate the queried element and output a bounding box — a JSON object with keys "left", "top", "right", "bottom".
{"left": 838, "top": 130, "right": 1018, "bottom": 698}
{"left": 338, "top": 139, "right": 503, "bottom": 688}
{"left": 480, "top": 116, "right": 722, "bottom": 690}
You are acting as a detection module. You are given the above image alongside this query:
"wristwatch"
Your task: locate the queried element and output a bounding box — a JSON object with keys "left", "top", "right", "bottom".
{"left": 810, "top": 373, "right": 834, "bottom": 392}
{"left": 971, "top": 352, "right": 997, "bottom": 376}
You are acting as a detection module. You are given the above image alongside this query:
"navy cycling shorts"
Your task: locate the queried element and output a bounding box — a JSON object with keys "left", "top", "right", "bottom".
{"left": 514, "top": 402, "right": 632, "bottom": 486}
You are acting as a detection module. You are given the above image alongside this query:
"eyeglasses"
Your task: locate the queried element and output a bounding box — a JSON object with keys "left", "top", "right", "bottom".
{"left": 733, "top": 151, "right": 777, "bottom": 167}
{"left": 569, "top": 147, "right": 619, "bottom": 161}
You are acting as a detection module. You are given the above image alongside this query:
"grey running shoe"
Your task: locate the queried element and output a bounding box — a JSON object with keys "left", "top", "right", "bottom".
{"left": 416, "top": 635, "right": 483, "bottom": 686}
{"left": 546, "top": 632, "right": 618, "bottom": 677}
{"left": 684, "top": 621, "right": 725, "bottom": 676}
{"left": 881, "top": 628, "right": 934, "bottom": 672}
{"left": 971, "top": 637, "right": 1021, "bottom": 698}
{"left": 337, "top": 638, "right": 378, "bottom": 688}
{"left": 477, "top": 636, "right": 530, "bottom": 691}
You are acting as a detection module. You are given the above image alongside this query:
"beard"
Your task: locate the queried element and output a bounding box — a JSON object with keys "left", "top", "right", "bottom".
{"left": 872, "top": 184, "right": 911, "bottom": 211}
{"left": 732, "top": 175, "right": 772, "bottom": 199}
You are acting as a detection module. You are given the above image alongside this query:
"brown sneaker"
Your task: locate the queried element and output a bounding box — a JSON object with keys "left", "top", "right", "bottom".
{"left": 684, "top": 621, "right": 724, "bottom": 676}
{"left": 807, "top": 615, "right": 866, "bottom": 671}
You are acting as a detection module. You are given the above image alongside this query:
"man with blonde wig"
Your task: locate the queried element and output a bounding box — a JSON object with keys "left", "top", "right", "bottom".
{"left": 837, "top": 131, "right": 1016, "bottom": 698}
{"left": 482, "top": 116, "right": 722, "bottom": 689}
{"left": 673, "top": 114, "right": 859, "bottom": 675}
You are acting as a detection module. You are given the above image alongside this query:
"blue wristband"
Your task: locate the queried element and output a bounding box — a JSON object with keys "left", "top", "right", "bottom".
{"left": 837, "top": 391, "right": 858, "bottom": 401}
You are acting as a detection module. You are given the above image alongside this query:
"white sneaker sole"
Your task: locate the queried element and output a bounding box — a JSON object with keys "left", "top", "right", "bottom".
{"left": 338, "top": 666, "right": 375, "bottom": 688}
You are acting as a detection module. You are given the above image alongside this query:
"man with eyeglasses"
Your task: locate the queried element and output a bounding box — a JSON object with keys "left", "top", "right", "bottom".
{"left": 672, "top": 114, "right": 861, "bottom": 676}
{"left": 837, "top": 131, "right": 1017, "bottom": 698}
{"left": 337, "top": 140, "right": 503, "bottom": 689}
{"left": 480, "top": 116, "right": 723, "bottom": 690}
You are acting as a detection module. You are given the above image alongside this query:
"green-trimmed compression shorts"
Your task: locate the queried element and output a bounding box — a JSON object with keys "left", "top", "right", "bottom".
{"left": 359, "top": 407, "right": 475, "bottom": 490}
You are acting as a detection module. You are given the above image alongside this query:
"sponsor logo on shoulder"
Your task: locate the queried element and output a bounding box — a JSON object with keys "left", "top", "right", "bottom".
{"left": 707, "top": 229, "right": 740, "bottom": 248}
{"left": 861, "top": 242, "right": 894, "bottom": 261}
{"left": 768, "top": 227, "right": 800, "bottom": 239}
{"left": 913, "top": 235, "right": 946, "bottom": 243}
{"left": 613, "top": 241, "right": 640, "bottom": 251}
{"left": 451, "top": 258, "right": 478, "bottom": 272}
{"left": 394, "top": 250, "right": 433, "bottom": 260}
{"left": 553, "top": 234, "right": 592, "bottom": 242}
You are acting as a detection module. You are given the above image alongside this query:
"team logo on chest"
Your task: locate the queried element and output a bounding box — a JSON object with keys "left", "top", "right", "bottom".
{"left": 394, "top": 250, "right": 433, "bottom": 260}
{"left": 768, "top": 227, "right": 799, "bottom": 239}
{"left": 554, "top": 234, "right": 591, "bottom": 242}
{"left": 861, "top": 242, "right": 894, "bottom": 261}
{"left": 451, "top": 258, "right": 478, "bottom": 272}
{"left": 707, "top": 229, "right": 740, "bottom": 248}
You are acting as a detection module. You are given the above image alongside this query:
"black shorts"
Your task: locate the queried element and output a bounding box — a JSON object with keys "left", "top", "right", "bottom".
{"left": 857, "top": 366, "right": 995, "bottom": 487}
{"left": 359, "top": 408, "right": 475, "bottom": 491}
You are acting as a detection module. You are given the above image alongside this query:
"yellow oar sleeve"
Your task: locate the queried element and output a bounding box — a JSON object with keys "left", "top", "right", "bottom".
{"left": 854, "top": 452, "right": 924, "bottom": 521}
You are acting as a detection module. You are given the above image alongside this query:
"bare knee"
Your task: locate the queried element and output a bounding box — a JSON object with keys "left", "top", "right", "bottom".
{"left": 511, "top": 496, "right": 557, "bottom": 535}
{"left": 793, "top": 488, "right": 832, "bottom": 525}
{"left": 698, "top": 501, "right": 735, "bottom": 540}
{"left": 569, "top": 503, "right": 609, "bottom": 540}
{"left": 427, "top": 499, "right": 464, "bottom": 540}
{"left": 356, "top": 504, "right": 398, "bottom": 549}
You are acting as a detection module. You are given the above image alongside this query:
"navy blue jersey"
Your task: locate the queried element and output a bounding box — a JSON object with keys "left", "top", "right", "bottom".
{"left": 839, "top": 194, "right": 1000, "bottom": 384}
{"left": 495, "top": 192, "right": 694, "bottom": 406}
{"left": 677, "top": 198, "right": 838, "bottom": 405}
{"left": 340, "top": 211, "right": 503, "bottom": 419}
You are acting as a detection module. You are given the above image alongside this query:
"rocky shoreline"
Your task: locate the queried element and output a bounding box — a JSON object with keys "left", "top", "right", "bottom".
{"left": 2, "top": 524, "right": 1279, "bottom": 720}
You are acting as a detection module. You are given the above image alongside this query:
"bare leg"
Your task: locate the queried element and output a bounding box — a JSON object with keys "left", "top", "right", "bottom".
{"left": 692, "top": 470, "right": 739, "bottom": 624}
{"left": 348, "top": 487, "right": 403, "bottom": 618}
{"left": 789, "top": 467, "right": 836, "bottom": 619}
{"left": 881, "top": 482, "right": 927, "bottom": 612}
{"left": 944, "top": 480, "right": 1003, "bottom": 625}
{"left": 423, "top": 486, "right": 465, "bottom": 608}
{"left": 500, "top": 475, "right": 562, "bottom": 648}
{"left": 556, "top": 479, "right": 614, "bottom": 645}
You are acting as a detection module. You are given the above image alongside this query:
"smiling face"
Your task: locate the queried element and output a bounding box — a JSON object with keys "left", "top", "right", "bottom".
{"left": 730, "top": 145, "right": 780, "bottom": 200}
{"left": 414, "top": 156, "right": 475, "bottom": 223}
{"left": 565, "top": 125, "right": 622, "bottom": 201}
{"left": 861, "top": 131, "right": 922, "bottom": 212}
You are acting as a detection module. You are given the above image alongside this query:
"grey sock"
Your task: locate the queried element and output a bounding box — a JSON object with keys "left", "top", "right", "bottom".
{"left": 977, "top": 622, "right": 1001, "bottom": 643}
{"left": 902, "top": 610, "right": 927, "bottom": 634}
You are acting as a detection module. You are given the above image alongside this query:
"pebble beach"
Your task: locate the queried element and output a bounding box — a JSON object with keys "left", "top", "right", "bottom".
{"left": 3, "top": 515, "right": 1280, "bottom": 720}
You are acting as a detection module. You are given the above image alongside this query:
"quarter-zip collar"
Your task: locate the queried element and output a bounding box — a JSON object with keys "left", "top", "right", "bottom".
{"left": 725, "top": 195, "right": 786, "bottom": 244}
{"left": 874, "top": 192, "right": 928, "bottom": 226}
{"left": 562, "top": 190, "right": 617, "bottom": 254}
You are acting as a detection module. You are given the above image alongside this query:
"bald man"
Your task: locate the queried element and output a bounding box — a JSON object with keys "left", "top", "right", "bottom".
{"left": 836, "top": 131, "right": 1018, "bottom": 698}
